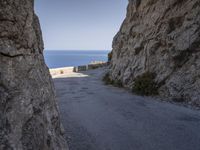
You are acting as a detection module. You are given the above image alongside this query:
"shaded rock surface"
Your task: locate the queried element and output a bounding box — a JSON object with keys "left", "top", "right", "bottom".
{"left": 110, "top": 0, "right": 200, "bottom": 105}
{"left": 0, "top": 0, "right": 67, "bottom": 149}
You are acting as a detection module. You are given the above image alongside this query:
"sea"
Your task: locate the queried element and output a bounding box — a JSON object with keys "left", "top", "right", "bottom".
{"left": 44, "top": 50, "right": 109, "bottom": 69}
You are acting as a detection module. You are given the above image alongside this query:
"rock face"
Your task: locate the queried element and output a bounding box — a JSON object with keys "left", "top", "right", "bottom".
{"left": 0, "top": 0, "right": 67, "bottom": 149}
{"left": 110, "top": 0, "right": 200, "bottom": 105}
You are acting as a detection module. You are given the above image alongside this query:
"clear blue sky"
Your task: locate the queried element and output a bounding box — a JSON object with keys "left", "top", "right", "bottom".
{"left": 35, "top": 0, "right": 128, "bottom": 50}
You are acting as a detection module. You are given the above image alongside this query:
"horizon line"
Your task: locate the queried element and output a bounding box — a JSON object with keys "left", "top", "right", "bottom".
{"left": 44, "top": 49, "right": 111, "bottom": 51}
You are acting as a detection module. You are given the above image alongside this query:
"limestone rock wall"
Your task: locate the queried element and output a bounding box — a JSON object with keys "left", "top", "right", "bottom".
{"left": 0, "top": 0, "right": 67, "bottom": 149}
{"left": 110, "top": 0, "right": 200, "bottom": 105}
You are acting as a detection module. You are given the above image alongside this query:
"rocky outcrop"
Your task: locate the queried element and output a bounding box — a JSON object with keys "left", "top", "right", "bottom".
{"left": 0, "top": 0, "right": 67, "bottom": 149}
{"left": 110, "top": 0, "right": 200, "bottom": 105}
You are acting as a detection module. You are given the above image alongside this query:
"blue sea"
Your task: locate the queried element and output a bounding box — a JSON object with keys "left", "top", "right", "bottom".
{"left": 44, "top": 50, "right": 109, "bottom": 69}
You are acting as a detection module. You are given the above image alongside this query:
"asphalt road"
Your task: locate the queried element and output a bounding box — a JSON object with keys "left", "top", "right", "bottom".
{"left": 53, "top": 68, "right": 200, "bottom": 150}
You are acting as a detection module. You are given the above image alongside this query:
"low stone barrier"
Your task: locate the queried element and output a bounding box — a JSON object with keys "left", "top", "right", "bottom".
{"left": 50, "top": 67, "right": 74, "bottom": 76}
{"left": 88, "top": 63, "right": 108, "bottom": 70}
{"left": 74, "top": 62, "right": 108, "bottom": 72}
{"left": 75, "top": 65, "right": 88, "bottom": 72}
{"left": 50, "top": 62, "right": 108, "bottom": 76}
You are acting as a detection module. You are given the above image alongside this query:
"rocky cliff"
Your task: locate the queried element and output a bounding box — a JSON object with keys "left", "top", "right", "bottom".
{"left": 110, "top": 0, "right": 200, "bottom": 105}
{"left": 0, "top": 0, "right": 67, "bottom": 149}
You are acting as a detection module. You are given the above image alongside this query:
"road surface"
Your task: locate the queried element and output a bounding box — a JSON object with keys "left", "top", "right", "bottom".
{"left": 53, "top": 68, "right": 200, "bottom": 150}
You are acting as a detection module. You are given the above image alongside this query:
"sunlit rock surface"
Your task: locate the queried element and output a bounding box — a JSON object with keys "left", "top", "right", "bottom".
{"left": 0, "top": 0, "right": 67, "bottom": 149}
{"left": 110, "top": 0, "right": 200, "bottom": 105}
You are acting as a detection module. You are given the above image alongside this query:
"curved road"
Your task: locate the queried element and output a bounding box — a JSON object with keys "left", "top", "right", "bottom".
{"left": 53, "top": 68, "right": 200, "bottom": 150}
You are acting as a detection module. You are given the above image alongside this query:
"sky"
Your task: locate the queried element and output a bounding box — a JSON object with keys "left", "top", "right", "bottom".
{"left": 34, "top": 0, "right": 128, "bottom": 50}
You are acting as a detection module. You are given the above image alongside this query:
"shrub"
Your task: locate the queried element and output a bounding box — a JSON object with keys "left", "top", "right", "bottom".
{"left": 103, "top": 73, "right": 123, "bottom": 87}
{"left": 113, "top": 80, "right": 123, "bottom": 88}
{"left": 103, "top": 73, "right": 113, "bottom": 85}
{"left": 132, "top": 72, "right": 158, "bottom": 96}
{"left": 91, "top": 65, "right": 99, "bottom": 69}
{"left": 172, "top": 97, "right": 185, "bottom": 103}
{"left": 108, "top": 52, "right": 112, "bottom": 62}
